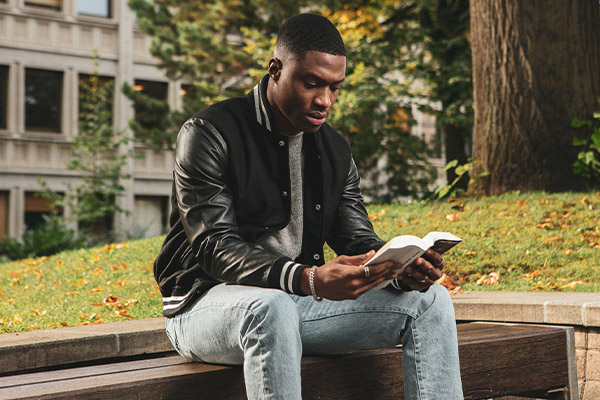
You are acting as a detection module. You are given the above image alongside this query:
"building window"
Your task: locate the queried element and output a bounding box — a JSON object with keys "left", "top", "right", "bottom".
{"left": 78, "top": 73, "right": 114, "bottom": 125}
{"left": 25, "top": 68, "right": 63, "bottom": 133}
{"left": 77, "top": 0, "right": 110, "bottom": 18}
{"left": 25, "top": 0, "right": 61, "bottom": 11}
{"left": 132, "top": 79, "right": 168, "bottom": 139}
{"left": 134, "top": 196, "right": 169, "bottom": 238}
{"left": 24, "top": 192, "right": 59, "bottom": 230}
{"left": 0, "top": 65, "right": 7, "bottom": 130}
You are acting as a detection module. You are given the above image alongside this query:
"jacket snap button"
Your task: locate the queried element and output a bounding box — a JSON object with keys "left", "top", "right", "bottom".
{"left": 315, "top": 204, "right": 321, "bottom": 211}
{"left": 313, "top": 254, "right": 320, "bottom": 260}
{"left": 282, "top": 191, "right": 288, "bottom": 197}
{"left": 279, "top": 140, "right": 285, "bottom": 147}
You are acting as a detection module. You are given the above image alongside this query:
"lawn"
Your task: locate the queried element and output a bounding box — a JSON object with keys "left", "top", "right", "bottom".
{"left": 1, "top": 190, "right": 599, "bottom": 333}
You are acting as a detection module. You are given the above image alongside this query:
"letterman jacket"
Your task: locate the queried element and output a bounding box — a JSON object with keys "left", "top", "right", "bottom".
{"left": 154, "top": 75, "right": 386, "bottom": 317}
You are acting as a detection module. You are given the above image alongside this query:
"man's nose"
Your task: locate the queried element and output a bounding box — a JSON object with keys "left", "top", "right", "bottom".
{"left": 314, "top": 87, "right": 332, "bottom": 109}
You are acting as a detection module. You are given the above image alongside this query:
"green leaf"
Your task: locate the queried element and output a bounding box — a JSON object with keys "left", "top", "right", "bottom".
{"left": 571, "top": 117, "right": 591, "bottom": 128}
{"left": 445, "top": 159, "right": 459, "bottom": 171}
{"left": 591, "top": 131, "right": 600, "bottom": 150}
{"left": 572, "top": 137, "right": 588, "bottom": 147}
{"left": 455, "top": 164, "right": 470, "bottom": 176}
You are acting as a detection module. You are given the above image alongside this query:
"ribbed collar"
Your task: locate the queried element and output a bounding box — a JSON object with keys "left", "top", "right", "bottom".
{"left": 250, "top": 74, "right": 275, "bottom": 132}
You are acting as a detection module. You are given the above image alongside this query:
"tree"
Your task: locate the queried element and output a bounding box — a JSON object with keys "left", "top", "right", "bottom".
{"left": 41, "top": 70, "right": 132, "bottom": 240}
{"left": 378, "top": 0, "right": 473, "bottom": 190}
{"left": 469, "top": 0, "right": 600, "bottom": 194}
{"left": 127, "top": 0, "right": 439, "bottom": 200}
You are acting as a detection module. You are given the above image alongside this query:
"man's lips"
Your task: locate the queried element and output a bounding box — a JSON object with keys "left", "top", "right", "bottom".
{"left": 306, "top": 113, "right": 327, "bottom": 125}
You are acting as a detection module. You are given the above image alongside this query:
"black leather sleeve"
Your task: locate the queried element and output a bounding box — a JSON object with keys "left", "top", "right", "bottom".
{"left": 326, "top": 157, "right": 386, "bottom": 256}
{"left": 174, "top": 118, "right": 306, "bottom": 294}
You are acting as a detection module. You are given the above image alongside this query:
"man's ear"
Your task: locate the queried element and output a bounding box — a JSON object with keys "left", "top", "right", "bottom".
{"left": 268, "top": 58, "right": 282, "bottom": 81}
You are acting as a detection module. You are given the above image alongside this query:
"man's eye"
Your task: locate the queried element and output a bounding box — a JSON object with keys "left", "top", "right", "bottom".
{"left": 331, "top": 86, "right": 340, "bottom": 92}
{"left": 304, "top": 82, "right": 317, "bottom": 89}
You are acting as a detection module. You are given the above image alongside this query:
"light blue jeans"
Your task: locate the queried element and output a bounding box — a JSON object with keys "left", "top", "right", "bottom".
{"left": 165, "top": 283, "right": 463, "bottom": 399}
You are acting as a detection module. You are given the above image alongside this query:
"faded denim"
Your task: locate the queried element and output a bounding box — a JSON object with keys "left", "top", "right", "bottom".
{"left": 165, "top": 283, "right": 463, "bottom": 399}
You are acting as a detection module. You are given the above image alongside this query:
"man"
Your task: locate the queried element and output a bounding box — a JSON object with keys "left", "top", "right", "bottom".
{"left": 154, "top": 13, "right": 463, "bottom": 399}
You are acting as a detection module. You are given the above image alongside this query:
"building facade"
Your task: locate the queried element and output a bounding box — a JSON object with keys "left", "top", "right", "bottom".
{"left": 0, "top": 0, "right": 179, "bottom": 241}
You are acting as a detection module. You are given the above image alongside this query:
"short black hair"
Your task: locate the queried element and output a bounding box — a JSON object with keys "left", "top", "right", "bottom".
{"left": 275, "top": 13, "right": 346, "bottom": 59}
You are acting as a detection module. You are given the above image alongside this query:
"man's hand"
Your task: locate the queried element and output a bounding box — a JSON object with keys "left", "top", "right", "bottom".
{"left": 300, "top": 250, "right": 401, "bottom": 301}
{"left": 396, "top": 249, "right": 445, "bottom": 292}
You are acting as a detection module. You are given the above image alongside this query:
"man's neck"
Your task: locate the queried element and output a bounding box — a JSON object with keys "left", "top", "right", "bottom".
{"left": 266, "top": 78, "right": 301, "bottom": 137}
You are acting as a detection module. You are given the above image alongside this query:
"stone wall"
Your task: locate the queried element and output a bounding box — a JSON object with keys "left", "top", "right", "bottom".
{"left": 452, "top": 291, "right": 600, "bottom": 400}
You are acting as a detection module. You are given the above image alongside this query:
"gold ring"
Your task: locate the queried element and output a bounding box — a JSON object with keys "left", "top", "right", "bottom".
{"left": 364, "top": 266, "right": 370, "bottom": 278}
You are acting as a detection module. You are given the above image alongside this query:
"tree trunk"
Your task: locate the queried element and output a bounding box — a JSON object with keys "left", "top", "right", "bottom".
{"left": 469, "top": 0, "right": 600, "bottom": 195}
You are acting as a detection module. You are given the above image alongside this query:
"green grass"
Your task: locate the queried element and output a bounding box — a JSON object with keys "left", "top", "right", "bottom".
{"left": 1, "top": 191, "right": 600, "bottom": 333}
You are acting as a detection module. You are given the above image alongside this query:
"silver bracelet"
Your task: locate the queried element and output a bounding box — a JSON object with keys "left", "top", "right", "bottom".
{"left": 309, "top": 266, "right": 323, "bottom": 302}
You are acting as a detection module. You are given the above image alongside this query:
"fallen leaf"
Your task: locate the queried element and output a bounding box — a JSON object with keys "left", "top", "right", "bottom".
{"left": 448, "top": 287, "right": 464, "bottom": 297}
{"left": 64, "top": 291, "right": 80, "bottom": 296}
{"left": 544, "top": 236, "right": 562, "bottom": 245}
{"left": 118, "top": 261, "right": 127, "bottom": 269}
{"left": 93, "top": 267, "right": 103, "bottom": 277}
{"left": 436, "top": 273, "right": 456, "bottom": 290}
{"left": 523, "top": 270, "right": 541, "bottom": 279}
{"left": 30, "top": 308, "right": 47, "bottom": 316}
{"left": 516, "top": 200, "right": 526, "bottom": 206}
{"left": 476, "top": 272, "right": 499, "bottom": 285}
{"left": 446, "top": 213, "right": 462, "bottom": 222}
{"left": 110, "top": 264, "right": 119, "bottom": 271}
{"left": 113, "top": 280, "right": 126, "bottom": 287}
{"left": 561, "top": 280, "right": 585, "bottom": 290}
{"left": 34, "top": 271, "right": 43, "bottom": 280}
{"left": 55, "top": 260, "right": 63, "bottom": 266}
{"left": 89, "top": 287, "right": 105, "bottom": 294}
{"left": 464, "top": 250, "right": 477, "bottom": 256}
{"left": 565, "top": 249, "right": 573, "bottom": 255}
{"left": 25, "top": 326, "right": 41, "bottom": 330}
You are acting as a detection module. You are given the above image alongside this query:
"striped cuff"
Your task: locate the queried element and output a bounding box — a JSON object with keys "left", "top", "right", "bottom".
{"left": 269, "top": 258, "right": 309, "bottom": 295}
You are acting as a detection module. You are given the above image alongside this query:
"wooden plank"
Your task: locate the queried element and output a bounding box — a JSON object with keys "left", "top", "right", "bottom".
{"left": 0, "top": 323, "right": 571, "bottom": 400}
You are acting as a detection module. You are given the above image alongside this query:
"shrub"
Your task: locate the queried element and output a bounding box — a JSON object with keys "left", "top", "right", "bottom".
{"left": 0, "top": 215, "right": 87, "bottom": 260}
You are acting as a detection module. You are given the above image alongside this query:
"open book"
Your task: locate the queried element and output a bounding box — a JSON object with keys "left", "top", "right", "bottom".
{"left": 364, "top": 232, "right": 462, "bottom": 290}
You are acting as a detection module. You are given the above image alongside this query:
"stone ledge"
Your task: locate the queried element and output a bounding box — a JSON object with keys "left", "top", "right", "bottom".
{"left": 452, "top": 291, "right": 600, "bottom": 327}
{"left": 0, "top": 317, "right": 171, "bottom": 375}
{"left": 2, "top": 291, "right": 599, "bottom": 376}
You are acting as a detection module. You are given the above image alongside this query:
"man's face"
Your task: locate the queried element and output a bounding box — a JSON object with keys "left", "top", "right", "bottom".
{"left": 269, "top": 50, "right": 346, "bottom": 135}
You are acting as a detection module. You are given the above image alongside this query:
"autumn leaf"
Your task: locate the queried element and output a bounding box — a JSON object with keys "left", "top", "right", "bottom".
{"left": 110, "top": 264, "right": 119, "bottom": 271}
{"left": 448, "top": 287, "right": 464, "bottom": 297}
{"left": 34, "top": 271, "right": 43, "bottom": 280}
{"left": 89, "top": 287, "right": 105, "bottom": 294}
{"left": 64, "top": 291, "right": 80, "bottom": 296}
{"left": 523, "top": 270, "right": 541, "bottom": 279}
{"left": 476, "top": 272, "right": 499, "bottom": 285}
{"left": 516, "top": 200, "right": 526, "bottom": 206}
{"left": 25, "top": 326, "right": 41, "bottom": 331}
{"left": 446, "top": 213, "right": 462, "bottom": 222}
{"left": 93, "top": 267, "right": 103, "bottom": 277}
{"left": 55, "top": 260, "right": 63, "bottom": 266}
{"left": 113, "top": 280, "right": 126, "bottom": 288}
{"left": 561, "top": 280, "right": 585, "bottom": 290}
{"left": 118, "top": 261, "right": 127, "bottom": 269}
{"left": 436, "top": 273, "right": 456, "bottom": 290}
{"left": 30, "top": 308, "right": 47, "bottom": 316}
{"left": 544, "top": 236, "right": 562, "bottom": 245}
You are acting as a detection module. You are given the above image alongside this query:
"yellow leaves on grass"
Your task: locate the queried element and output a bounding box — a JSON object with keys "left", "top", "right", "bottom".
{"left": 30, "top": 308, "right": 47, "bottom": 316}
{"left": 368, "top": 208, "right": 386, "bottom": 221}
{"left": 99, "top": 242, "right": 129, "bottom": 252}
{"left": 522, "top": 269, "right": 586, "bottom": 291}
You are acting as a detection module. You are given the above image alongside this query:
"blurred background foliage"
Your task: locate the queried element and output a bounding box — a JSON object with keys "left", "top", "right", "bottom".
{"left": 126, "top": 0, "right": 472, "bottom": 201}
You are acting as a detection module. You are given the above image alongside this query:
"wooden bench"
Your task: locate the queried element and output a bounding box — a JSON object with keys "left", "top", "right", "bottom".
{"left": 0, "top": 322, "right": 577, "bottom": 400}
